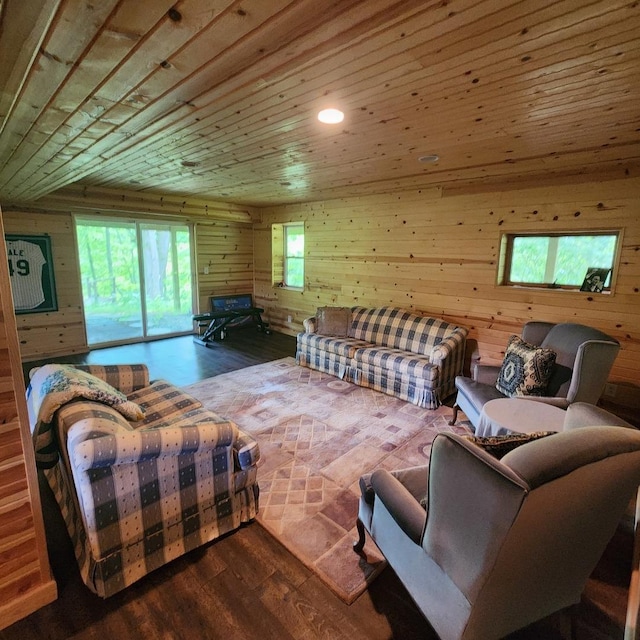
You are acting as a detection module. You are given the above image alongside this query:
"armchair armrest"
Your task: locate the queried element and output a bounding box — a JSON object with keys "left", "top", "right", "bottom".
{"left": 371, "top": 469, "right": 426, "bottom": 544}
{"left": 473, "top": 363, "right": 501, "bottom": 385}
{"left": 69, "top": 421, "right": 239, "bottom": 471}
{"left": 563, "top": 402, "right": 634, "bottom": 430}
{"left": 302, "top": 316, "right": 317, "bottom": 333}
{"left": 513, "top": 395, "right": 569, "bottom": 409}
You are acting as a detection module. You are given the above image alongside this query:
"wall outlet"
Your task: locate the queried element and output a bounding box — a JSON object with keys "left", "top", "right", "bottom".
{"left": 203, "top": 266, "right": 209, "bottom": 275}
{"left": 287, "top": 314, "right": 292, "bottom": 323}
{"left": 603, "top": 382, "right": 617, "bottom": 398}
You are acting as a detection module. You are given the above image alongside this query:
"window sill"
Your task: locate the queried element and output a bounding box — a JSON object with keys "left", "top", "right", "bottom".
{"left": 273, "top": 284, "right": 304, "bottom": 292}
{"left": 502, "top": 284, "right": 612, "bottom": 295}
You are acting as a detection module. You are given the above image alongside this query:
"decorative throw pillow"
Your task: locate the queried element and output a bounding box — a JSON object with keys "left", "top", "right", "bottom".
{"left": 464, "top": 431, "right": 556, "bottom": 459}
{"left": 316, "top": 306, "right": 352, "bottom": 337}
{"left": 495, "top": 335, "right": 556, "bottom": 397}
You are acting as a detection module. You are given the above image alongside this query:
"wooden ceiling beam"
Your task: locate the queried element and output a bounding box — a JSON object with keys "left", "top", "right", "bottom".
{"left": 0, "top": 0, "right": 62, "bottom": 135}
{"left": 32, "top": 184, "right": 257, "bottom": 223}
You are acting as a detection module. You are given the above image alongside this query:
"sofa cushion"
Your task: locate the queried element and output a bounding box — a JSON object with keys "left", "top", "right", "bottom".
{"left": 456, "top": 376, "right": 506, "bottom": 407}
{"left": 138, "top": 406, "right": 231, "bottom": 431}
{"left": 127, "top": 380, "right": 203, "bottom": 427}
{"left": 495, "top": 335, "right": 557, "bottom": 397}
{"left": 316, "top": 306, "right": 352, "bottom": 336}
{"left": 350, "top": 307, "right": 458, "bottom": 355}
{"left": 297, "top": 332, "right": 373, "bottom": 358}
{"left": 352, "top": 347, "right": 437, "bottom": 382}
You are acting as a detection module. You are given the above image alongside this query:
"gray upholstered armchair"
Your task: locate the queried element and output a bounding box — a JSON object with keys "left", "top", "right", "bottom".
{"left": 354, "top": 423, "right": 640, "bottom": 640}
{"left": 450, "top": 321, "right": 620, "bottom": 429}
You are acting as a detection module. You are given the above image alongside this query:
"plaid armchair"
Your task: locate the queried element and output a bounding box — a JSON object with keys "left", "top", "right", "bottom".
{"left": 28, "top": 364, "right": 259, "bottom": 597}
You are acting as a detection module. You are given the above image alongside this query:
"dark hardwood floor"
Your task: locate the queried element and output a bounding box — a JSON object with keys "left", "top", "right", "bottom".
{"left": 21, "top": 327, "right": 298, "bottom": 387}
{"left": 5, "top": 328, "right": 634, "bottom": 639}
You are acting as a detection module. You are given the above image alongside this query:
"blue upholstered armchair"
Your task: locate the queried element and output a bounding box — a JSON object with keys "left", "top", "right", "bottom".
{"left": 354, "top": 417, "right": 640, "bottom": 640}
{"left": 450, "top": 321, "right": 620, "bottom": 429}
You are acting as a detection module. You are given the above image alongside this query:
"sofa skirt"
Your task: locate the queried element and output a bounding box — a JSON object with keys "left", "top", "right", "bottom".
{"left": 45, "top": 460, "right": 259, "bottom": 598}
{"left": 297, "top": 349, "right": 442, "bottom": 408}
{"left": 351, "top": 365, "right": 441, "bottom": 409}
{"left": 296, "top": 346, "right": 351, "bottom": 380}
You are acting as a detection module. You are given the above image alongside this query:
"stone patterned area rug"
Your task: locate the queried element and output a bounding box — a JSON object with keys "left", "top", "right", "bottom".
{"left": 185, "top": 357, "right": 470, "bottom": 604}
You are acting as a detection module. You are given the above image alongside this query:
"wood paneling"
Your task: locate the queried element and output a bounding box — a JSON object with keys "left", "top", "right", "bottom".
{"left": 0, "top": 208, "right": 56, "bottom": 630}
{"left": 36, "top": 185, "right": 257, "bottom": 224}
{"left": 255, "top": 175, "right": 640, "bottom": 385}
{"left": 194, "top": 219, "right": 255, "bottom": 313}
{"left": 2, "top": 211, "right": 87, "bottom": 361}
{"left": 3, "top": 189, "right": 256, "bottom": 359}
{"left": 0, "top": 0, "right": 639, "bottom": 207}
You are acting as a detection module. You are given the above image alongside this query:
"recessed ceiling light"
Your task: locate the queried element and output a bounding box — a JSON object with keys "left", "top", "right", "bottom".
{"left": 418, "top": 154, "right": 439, "bottom": 163}
{"left": 318, "top": 108, "right": 344, "bottom": 124}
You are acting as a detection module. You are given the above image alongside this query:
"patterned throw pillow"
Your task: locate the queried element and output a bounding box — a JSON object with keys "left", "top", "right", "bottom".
{"left": 495, "top": 335, "right": 556, "bottom": 397}
{"left": 316, "top": 306, "right": 352, "bottom": 337}
{"left": 464, "top": 432, "right": 556, "bottom": 459}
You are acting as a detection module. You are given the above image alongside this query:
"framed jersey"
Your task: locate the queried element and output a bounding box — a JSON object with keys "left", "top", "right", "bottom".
{"left": 5, "top": 234, "right": 58, "bottom": 314}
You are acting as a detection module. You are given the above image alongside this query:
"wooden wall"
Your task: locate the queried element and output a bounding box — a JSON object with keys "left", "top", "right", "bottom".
{"left": 194, "top": 219, "right": 254, "bottom": 313}
{"left": 0, "top": 209, "right": 56, "bottom": 629}
{"left": 2, "top": 202, "right": 255, "bottom": 359}
{"left": 3, "top": 211, "right": 86, "bottom": 361}
{"left": 255, "top": 176, "right": 640, "bottom": 385}
{"left": 4, "top": 177, "right": 639, "bottom": 384}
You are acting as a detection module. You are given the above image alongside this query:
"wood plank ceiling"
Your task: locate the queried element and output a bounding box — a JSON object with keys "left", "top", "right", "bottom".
{"left": 0, "top": 0, "right": 639, "bottom": 207}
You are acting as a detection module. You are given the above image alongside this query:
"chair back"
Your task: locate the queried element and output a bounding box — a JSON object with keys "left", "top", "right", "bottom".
{"left": 424, "top": 427, "right": 640, "bottom": 639}
{"left": 539, "top": 323, "right": 619, "bottom": 401}
{"left": 349, "top": 306, "right": 464, "bottom": 355}
{"left": 521, "top": 321, "right": 619, "bottom": 401}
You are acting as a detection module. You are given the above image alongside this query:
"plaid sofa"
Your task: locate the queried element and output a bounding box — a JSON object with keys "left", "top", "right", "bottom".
{"left": 27, "top": 364, "right": 259, "bottom": 598}
{"left": 297, "top": 307, "right": 468, "bottom": 409}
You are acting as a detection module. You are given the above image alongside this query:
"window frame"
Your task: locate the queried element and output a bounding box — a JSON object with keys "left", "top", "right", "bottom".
{"left": 283, "top": 222, "right": 304, "bottom": 290}
{"left": 272, "top": 221, "right": 305, "bottom": 291}
{"left": 74, "top": 214, "right": 196, "bottom": 346}
{"left": 498, "top": 229, "right": 622, "bottom": 293}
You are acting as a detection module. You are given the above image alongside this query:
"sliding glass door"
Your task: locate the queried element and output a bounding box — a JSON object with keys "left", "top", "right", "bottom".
{"left": 140, "top": 223, "right": 193, "bottom": 337}
{"left": 76, "top": 217, "right": 193, "bottom": 346}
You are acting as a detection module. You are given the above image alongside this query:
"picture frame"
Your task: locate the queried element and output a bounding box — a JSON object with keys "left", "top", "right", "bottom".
{"left": 5, "top": 234, "right": 58, "bottom": 314}
{"left": 580, "top": 267, "right": 610, "bottom": 293}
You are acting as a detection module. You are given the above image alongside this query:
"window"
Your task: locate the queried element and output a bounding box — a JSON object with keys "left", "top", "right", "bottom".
{"left": 272, "top": 222, "right": 304, "bottom": 289}
{"left": 284, "top": 223, "right": 304, "bottom": 288}
{"left": 499, "top": 231, "right": 620, "bottom": 291}
{"left": 76, "top": 217, "right": 194, "bottom": 345}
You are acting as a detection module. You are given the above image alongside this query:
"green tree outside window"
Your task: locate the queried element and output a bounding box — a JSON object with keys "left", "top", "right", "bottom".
{"left": 284, "top": 223, "right": 304, "bottom": 288}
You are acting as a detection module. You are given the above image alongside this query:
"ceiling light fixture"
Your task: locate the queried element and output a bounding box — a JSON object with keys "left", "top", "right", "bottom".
{"left": 418, "top": 154, "right": 439, "bottom": 163}
{"left": 318, "top": 108, "right": 344, "bottom": 124}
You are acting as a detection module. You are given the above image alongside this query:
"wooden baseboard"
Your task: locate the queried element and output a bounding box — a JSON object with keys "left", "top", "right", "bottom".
{"left": 0, "top": 579, "right": 57, "bottom": 631}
